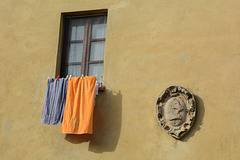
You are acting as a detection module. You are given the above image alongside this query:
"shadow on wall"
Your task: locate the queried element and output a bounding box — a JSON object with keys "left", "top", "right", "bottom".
{"left": 64, "top": 90, "right": 122, "bottom": 153}
{"left": 181, "top": 95, "right": 205, "bottom": 142}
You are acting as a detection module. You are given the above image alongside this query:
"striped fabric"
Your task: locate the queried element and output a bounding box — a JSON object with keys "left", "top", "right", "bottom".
{"left": 41, "top": 78, "right": 68, "bottom": 125}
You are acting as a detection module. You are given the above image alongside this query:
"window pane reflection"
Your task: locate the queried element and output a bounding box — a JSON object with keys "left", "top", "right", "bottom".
{"left": 70, "top": 19, "right": 87, "bottom": 40}
{"left": 68, "top": 43, "right": 83, "bottom": 62}
{"left": 88, "top": 63, "right": 103, "bottom": 82}
{"left": 91, "top": 16, "right": 107, "bottom": 39}
{"left": 90, "top": 41, "right": 105, "bottom": 61}
{"left": 67, "top": 65, "right": 81, "bottom": 77}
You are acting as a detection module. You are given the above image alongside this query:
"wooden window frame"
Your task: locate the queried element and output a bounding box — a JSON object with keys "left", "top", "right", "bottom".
{"left": 60, "top": 13, "right": 107, "bottom": 78}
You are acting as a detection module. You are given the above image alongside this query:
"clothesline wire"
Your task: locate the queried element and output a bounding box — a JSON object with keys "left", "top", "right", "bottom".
{"left": 48, "top": 75, "right": 117, "bottom": 93}
{"left": 101, "top": 78, "right": 120, "bottom": 93}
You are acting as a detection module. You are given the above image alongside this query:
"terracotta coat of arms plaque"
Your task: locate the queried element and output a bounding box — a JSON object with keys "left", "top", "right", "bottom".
{"left": 156, "top": 86, "right": 196, "bottom": 139}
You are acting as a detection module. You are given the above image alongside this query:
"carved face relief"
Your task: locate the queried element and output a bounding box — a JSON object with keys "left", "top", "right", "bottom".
{"left": 165, "top": 97, "right": 186, "bottom": 127}
{"left": 156, "top": 86, "right": 196, "bottom": 139}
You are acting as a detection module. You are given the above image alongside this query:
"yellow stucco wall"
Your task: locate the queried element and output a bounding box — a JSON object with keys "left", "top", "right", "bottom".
{"left": 1, "top": 0, "right": 240, "bottom": 159}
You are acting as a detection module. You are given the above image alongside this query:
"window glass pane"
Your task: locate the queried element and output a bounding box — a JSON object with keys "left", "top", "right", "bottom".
{"left": 68, "top": 43, "right": 83, "bottom": 63}
{"left": 90, "top": 41, "right": 105, "bottom": 61}
{"left": 91, "top": 16, "right": 107, "bottom": 39}
{"left": 67, "top": 65, "right": 81, "bottom": 77}
{"left": 70, "top": 19, "right": 86, "bottom": 41}
{"left": 88, "top": 63, "right": 103, "bottom": 82}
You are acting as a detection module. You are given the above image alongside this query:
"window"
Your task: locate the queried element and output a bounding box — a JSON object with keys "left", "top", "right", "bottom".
{"left": 60, "top": 12, "right": 107, "bottom": 82}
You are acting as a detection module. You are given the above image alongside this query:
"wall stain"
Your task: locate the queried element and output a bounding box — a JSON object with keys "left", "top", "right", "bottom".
{"left": 2, "top": 119, "right": 13, "bottom": 137}
{"left": 178, "top": 53, "right": 191, "bottom": 63}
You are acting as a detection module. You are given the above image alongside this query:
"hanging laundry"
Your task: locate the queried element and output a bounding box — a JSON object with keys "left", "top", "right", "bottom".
{"left": 61, "top": 76, "right": 96, "bottom": 134}
{"left": 59, "top": 77, "right": 69, "bottom": 123}
{"left": 95, "top": 82, "right": 99, "bottom": 97}
{"left": 94, "top": 82, "right": 98, "bottom": 106}
{"left": 41, "top": 77, "right": 68, "bottom": 125}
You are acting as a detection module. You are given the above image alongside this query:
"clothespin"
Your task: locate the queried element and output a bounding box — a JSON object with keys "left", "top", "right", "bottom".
{"left": 65, "top": 75, "right": 69, "bottom": 80}
{"left": 95, "top": 75, "right": 98, "bottom": 80}
{"left": 48, "top": 76, "right": 49, "bottom": 79}
{"left": 69, "top": 75, "right": 72, "bottom": 80}
{"left": 56, "top": 75, "right": 60, "bottom": 81}
{"left": 81, "top": 74, "right": 84, "bottom": 79}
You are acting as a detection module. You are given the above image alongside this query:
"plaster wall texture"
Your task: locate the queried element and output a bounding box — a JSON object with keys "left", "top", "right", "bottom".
{"left": 0, "top": 0, "right": 240, "bottom": 159}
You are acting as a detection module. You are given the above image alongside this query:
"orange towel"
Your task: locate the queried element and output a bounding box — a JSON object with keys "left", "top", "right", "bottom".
{"left": 61, "top": 76, "right": 96, "bottom": 134}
